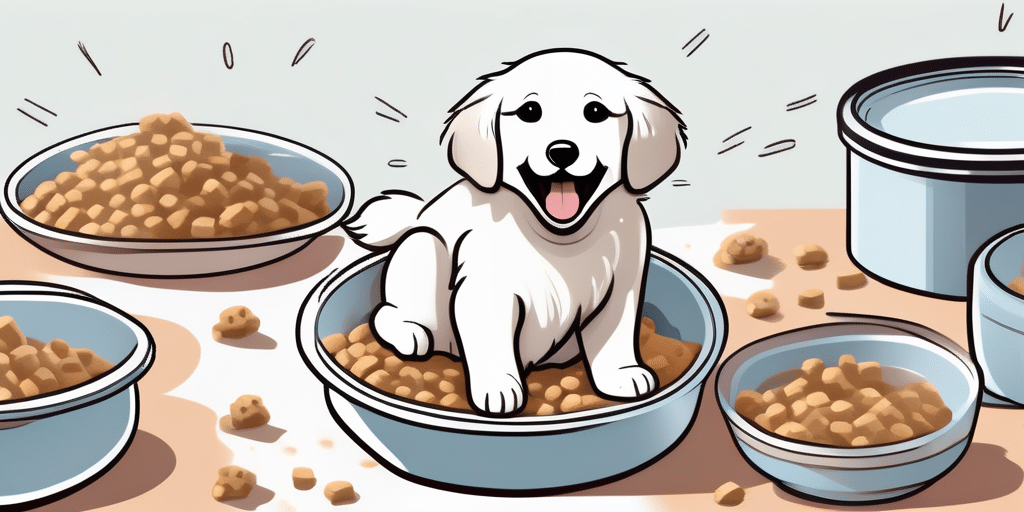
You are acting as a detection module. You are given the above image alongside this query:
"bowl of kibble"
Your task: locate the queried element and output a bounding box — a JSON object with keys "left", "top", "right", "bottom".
{"left": 0, "top": 281, "right": 154, "bottom": 508}
{"left": 716, "top": 314, "right": 980, "bottom": 504}
{"left": 968, "top": 224, "right": 1024, "bottom": 406}
{"left": 1, "top": 113, "right": 353, "bottom": 277}
{"left": 297, "top": 248, "right": 727, "bottom": 495}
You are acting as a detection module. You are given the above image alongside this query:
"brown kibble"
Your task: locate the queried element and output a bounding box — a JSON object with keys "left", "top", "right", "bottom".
{"left": 829, "top": 421, "right": 856, "bottom": 444}
{"left": 783, "top": 377, "right": 808, "bottom": 401}
{"left": 801, "top": 358, "right": 825, "bottom": 383}
{"left": 10, "top": 345, "right": 41, "bottom": 379}
{"left": 0, "top": 316, "right": 27, "bottom": 353}
{"left": 746, "top": 290, "right": 780, "bottom": 318}
{"left": 28, "top": 367, "right": 58, "bottom": 394}
{"left": 292, "top": 467, "right": 316, "bottom": 490}
{"left": 851, "top": 387, "right": 883, "bottom": 409}
{"left": 789, "top": 399, "right": 811, "bottom": 422}
{"left": 718, "top": 233, "right": 768, "bottom": 265}
{"left": 414, "top": 390, "right": 437, "bottom": 404}
{"left": 324, "top": 481, "right": 356, "bottom": 505}
{"left": 351, "top": 356, "right": 381, "bottom": 378}
{"left": 191, "top": 216, "right": 216, "bottom": 238}
{"left": 212, "top": 465, "right": 257, "bottom": 502}
{"left": 714, "top": 481, "right": 745, "bottom": 506}
{"left": 776, "top": 421, "right": 813, "bottom": 442}
{"left": 828, "top": 400, "right": 856, "bottom": 422}
{"left": 758, "top": 402, "right": 788, "bottom": 431}
{"left": 734, "top": 389, "right": 766, "bottom": 418}
{"left": 797, "top": 289, "right": 825, "bottom": 309}
{"left": 229, "top": 394, "right": 271, "bottom": 429}
{"left": 560, "top": 375, "right": 581, "bottom": 391}
{"left": 219, "top": 202, "right": 258, "bottom": 230}
{"left": 212, "top": 306, "right": 260, "bottom": 340}
{"left": 822, "top": 366, "right": 856, "bottom": 395}
{"left": 366, "top": 369, "right": 391, "bottom": 388}
{"left": 544, "top": 385, "right": 563, "bottom": 401}
{"left": 837, "top": 272, "right": 868, "bottom": 290}
{"left": 322, "top": 333, "right": 349, "bottom": 355}
{"left": 560, "top": 393, "right": 584, "bottom": 412}
{"left": 794, "top": 244, "right": 829, "bottom": 269}
{"left": 891, "top": 423, "right": 914, "bottom": 441}
{"left": 348, "top": 323, "right": 373, "bottom": 345}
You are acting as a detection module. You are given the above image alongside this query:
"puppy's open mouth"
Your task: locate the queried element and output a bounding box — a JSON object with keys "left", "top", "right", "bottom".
{"left": 517, "top": 160, "right": 608, "bottom": 222}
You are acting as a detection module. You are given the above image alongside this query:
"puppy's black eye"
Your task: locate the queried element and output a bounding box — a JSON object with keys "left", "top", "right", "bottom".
{"left": 584, "top": 101, "right": 611, "bottom": 123}
{"left": 515, "top": 101, "right": 542, "bottom": 123}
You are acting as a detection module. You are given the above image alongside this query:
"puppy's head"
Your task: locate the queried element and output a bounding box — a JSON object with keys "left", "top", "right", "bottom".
{"left": 441, "top": 48, "right": 687, "bottom": 234}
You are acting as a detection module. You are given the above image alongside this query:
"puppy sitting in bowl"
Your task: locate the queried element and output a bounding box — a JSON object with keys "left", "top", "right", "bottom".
{"left": 345, "top": 48, "right": 687, "bottom": 416}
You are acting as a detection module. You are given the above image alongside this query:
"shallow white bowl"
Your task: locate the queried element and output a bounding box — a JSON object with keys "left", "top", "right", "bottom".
{"left": 0, "top": 281, "right": 155, "bottom": 508}
{"left": 297, "top": 248, "right": 728, "bottom": 495}
{"left": 2, "top": 123, "right": 353, "bottom": 278}
{"left": 716, "top": 314, "right": 980, "bottom": 504}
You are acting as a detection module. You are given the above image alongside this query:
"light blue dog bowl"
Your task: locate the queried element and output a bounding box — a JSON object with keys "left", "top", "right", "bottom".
{"left": 297, "top": 247, "right": 727, "bottom": 495}
{"left": 0, "top": 281, "right": 155, "bottom": 509}
{"left": 969, "top": 225, "right": 1024, "bottom": 407}
{"left": 716, "top": 314, "right": 980, "bottom": 504}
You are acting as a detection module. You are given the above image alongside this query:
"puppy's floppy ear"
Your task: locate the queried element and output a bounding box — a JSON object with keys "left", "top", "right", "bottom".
{"left": 623, "top": 84, "right": 687, "bottom": 194}
{"left": 441, "top": 88, "right": 502, "bottom": 192}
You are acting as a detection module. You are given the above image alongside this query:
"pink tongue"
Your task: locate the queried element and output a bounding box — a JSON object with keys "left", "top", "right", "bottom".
{"left": 545, "top": 181, "right": 579, "bottom": 220}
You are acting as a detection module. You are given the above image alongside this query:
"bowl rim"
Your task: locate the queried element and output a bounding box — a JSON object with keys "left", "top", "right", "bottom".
{"left": 0, "top": 280, "right": 155, "bottom": 423}
{"left": 978, "top": 223, "right": 1024, "bottom": 299}
{"left": 837, "top": 56, "right": 1024, "bottom": 179}
{"left": 1, "top": 122, "right": 355, "bottom": 253}
{"left": 296, "top": 247, "right": 728, "bottom": 434}
{"left": 716, "top": 313, "right": 981, "bottom": 461}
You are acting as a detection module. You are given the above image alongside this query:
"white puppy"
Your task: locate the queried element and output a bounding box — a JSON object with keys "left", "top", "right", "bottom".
{"left": 345, "top": 48, "right": 687, "bottom": 416}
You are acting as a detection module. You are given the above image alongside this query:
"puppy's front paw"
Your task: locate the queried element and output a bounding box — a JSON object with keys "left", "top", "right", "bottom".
{"left": 371, "top": 304, "right": 431, "bottom": 357}
{"left": 467, "top": 372, "right": 526, "bottom": 416}
{"left": 592, "top": 365, "right": 658, "bottom": 399}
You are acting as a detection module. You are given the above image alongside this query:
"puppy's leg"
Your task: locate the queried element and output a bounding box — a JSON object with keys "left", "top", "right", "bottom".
{"left": 452, "top": 284, "right": 526, "bottom": 416}
{"left": 372, "top": 230, "right": 453, "bottom": 357}
{"left": 580, "top": 285, "right": 657, "bottom": 399}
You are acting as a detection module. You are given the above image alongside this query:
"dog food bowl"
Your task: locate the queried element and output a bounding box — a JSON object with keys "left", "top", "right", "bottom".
{"left": 716, "top": 314, "right": 980, "bottom": 504}
{"left": 968, "top": 224, "right": 1024, "bottom": 407}
{"left": 0, "top": 281, "right": 155, "bottom": 509}
{"left": 839, "top": 56, "right": 1024, "bottom": 299}
{"left": 297, "top": 248, "right": 727, "bottom": 495}
{"left": 1, "top": 123, "right": 353, "bottom": 278}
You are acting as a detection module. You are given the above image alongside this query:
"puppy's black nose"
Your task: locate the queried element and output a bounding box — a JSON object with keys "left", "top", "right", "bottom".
{"left": 546, "top": 140, "right": 579, "bottom": 169}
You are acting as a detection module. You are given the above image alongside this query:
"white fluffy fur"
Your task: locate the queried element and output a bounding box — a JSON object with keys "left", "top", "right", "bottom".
{"left": 345, "top": 49, "right": 686, "bottom": 415}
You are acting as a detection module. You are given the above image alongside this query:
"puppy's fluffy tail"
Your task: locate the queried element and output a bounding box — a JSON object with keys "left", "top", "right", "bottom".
{"left": 343, "top": 190, "right": 425, "bottom": 250}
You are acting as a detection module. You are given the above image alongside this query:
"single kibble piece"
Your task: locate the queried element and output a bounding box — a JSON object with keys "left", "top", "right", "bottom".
{"left": 718, "top": 233, "right": 768, "bottom": 265}
{"left": 746, "top": 290, "right": 780, "bottom": 318}
{"left": 212, "top": 465, "right": 257, "bottom": 502}
{"left": 292, "top": 467, "right": 316, "bottom": 490}
{"left": 794, "top": 244, "right": 829, "bottom": 269}
{"left": 324, "top": 480, "right": 356, "bottom": 505}
{"left": 837, "top": 271, "right": 868, "bottom": 290}
{"left": 212, "top": 306, "right": 260, "bottom": 340}
{"left": 797, "top": 289, "right": 825, "bottom": 309}
{"left": 714, "top": 481, "right": 745, "bottom": 506}
{"left": 229, "top": 394, "right": 271, "bottom": 429}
